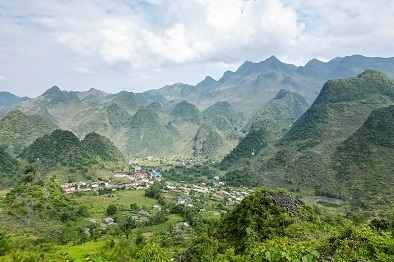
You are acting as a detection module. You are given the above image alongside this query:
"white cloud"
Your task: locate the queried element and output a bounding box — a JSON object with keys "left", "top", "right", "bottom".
{"left": 1, "top": 0, "right": 394, "bottom": 97}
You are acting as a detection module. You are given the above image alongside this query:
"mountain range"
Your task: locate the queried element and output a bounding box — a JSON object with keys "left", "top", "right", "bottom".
{"left": 2, "top": 55, "right": 394, "bottom": 211}
{"left": 2, "top": 55, "right": 394, "bottom": 161}
{"left": 225, "top": 70, "right": 394, "bottom": 211}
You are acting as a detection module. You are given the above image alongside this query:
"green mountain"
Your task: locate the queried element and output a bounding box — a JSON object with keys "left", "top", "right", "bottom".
{"left": 1, "top": 170, "right": 89, "bottom": 238}
{"left": 20, "top": 129, "right": 124, "bottom": 173}
{"left": 170, "top": 101, "right": 201, "bottom": 125}
{"left": 282, "top": 70, "right": 394, "bottom": 144}
{"left": 0, "top": 148, "right": 20, "bottom": 188}
{"left": 190, "top": 101, "right": 244, "bottom": 158}
{"left": 215, "top": 188, "right": 312, "bottom": 252}
{"left": 0, "top": 110, "right": 57, "bottom": 156}
{"left": 243, "top": 89, "right": 309, "bottom": 133}
{"left": 192, "top": 125, "right": 224, "bottom": 157}
{"left": 333, "top": 105, "right": 394, "bottom": 209}
{"left": 254, "top": 70, "right": 394, "bottom": 206}
{"left": 5, "top": 55, "right": 394, "bottom": 160}
{"left": 220, "top": 128, "right": 268, "bottom": 169}
{"left": 125, "top": 107, "right": 177, "bottom": 157}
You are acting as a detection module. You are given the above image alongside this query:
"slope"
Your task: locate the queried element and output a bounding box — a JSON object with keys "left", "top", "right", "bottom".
{"left": 243, "top": 89, "right": 309, "bottom": 134}
{"left": 20, "top": 129, "right": 124, "bottom": 173}
{"left": 0, "top": 148, "right": 20, "bottom": 188}
{"left": 0, "top": 109, "right": 57, "bottom": 156}
{"left": 1, "top": 169, "right": 89, "bottom": 239}
{"left": 333, "top": 105, "right": 394, "bottom": 210}
{"left": 258, "top": 70, "right": 394, "bottom": 199}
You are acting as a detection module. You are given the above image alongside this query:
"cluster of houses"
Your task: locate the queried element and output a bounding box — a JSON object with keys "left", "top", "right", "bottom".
{"left": 113, "top": 168, "right": 162, "bottom": 190}
{"left": 164, "top": 180, "right": 251, "bottom": 207}
{"left": 61, "top": 166, "right": 163, "bottom": 194}
{"left": 61, "top": 181, "right": 118, "bottom": 194}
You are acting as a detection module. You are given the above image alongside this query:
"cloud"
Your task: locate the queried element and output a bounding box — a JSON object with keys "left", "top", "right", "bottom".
{"left": 73, "top": 67, "right": 95, "bottom": 74}
{"left": 1, "top": 0, "right": 394, "bottom": 97}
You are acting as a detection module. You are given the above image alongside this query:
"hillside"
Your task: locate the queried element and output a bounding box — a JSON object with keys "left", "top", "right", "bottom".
{"left": 1, "top": 169, "right": 89, "bottom": 238}
{"left": 333, "top": 105, "right": 394, "bottom": 210}
{"left": 243, "top": 89, "right": 309, "bottom": 133}
{"left": 4, "top": 55, "right": 394, "bottom": 159}
{"left": 20, "top": 129, "right": 124, "bottom": 173}
{"left": 251, "top": 70, "right": 394, "bottom": 204}
{"left": 0, "top": 109, "right": 57, "bottom": 156}
{"left": 170, "top": 100, "right": 202, "bottom": 125}
{"left": 0, "top": 148, "right": 20, "bottom": 188}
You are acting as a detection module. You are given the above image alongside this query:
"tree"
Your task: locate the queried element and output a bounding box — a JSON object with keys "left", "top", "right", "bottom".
{"left": 121, "top": 217, "right": 136, "bottom": 239}
{"left": 130, "top": 203, "right": 139, "bottom": 211}
{"left": 133, "top": 242, "right": 171, "bottom": 262}
{"left": 106, "top": 204, "right": 117, "bottom": 216}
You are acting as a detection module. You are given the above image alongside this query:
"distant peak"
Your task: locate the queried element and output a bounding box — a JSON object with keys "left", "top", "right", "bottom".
{"left": 267, "top": 55, "right": 279, "bottom": 61}
{"left": 197, "top": 76, "right": 216, "bottom": 86}
{"left": 41, "top": 85, "right": 63, "bottom": 97}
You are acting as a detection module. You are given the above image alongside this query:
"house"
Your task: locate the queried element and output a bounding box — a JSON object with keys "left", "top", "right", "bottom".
{"left": 178, "top": 198, "right": 186, "bottom": 205}
{"left": 153, "top": 205, "right": 162, "bottom": 210}
{"left": 134, "top": 165, "right": 142, "bottom": 172}
{"left": 113, "top": 173, "right": 127, "bottom": 178}
{"left": 84, "top": 228, "right": 91, "bottom": 236}
{"left": 136, "top": 216, "right": 149, "bottom": 223}
{"left": 175, "top": 222, "right": 190, "bottom": 228}
{"left": 103, "top": 217, "right": 115, "bottom": 225}
{"left": 139, "top": 210, "right": 150, "bottom": 215}
{"left": 89, "top": 218, "right": 97, "bottom": 223}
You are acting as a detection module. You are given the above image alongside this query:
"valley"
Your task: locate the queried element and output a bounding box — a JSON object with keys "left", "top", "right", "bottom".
{"left": 1, "top": 55, "right": 394, "bottom": 261}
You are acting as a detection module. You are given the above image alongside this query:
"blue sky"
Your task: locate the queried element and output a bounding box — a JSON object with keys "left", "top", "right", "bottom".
{"left": 1, "top": 0, "right": 394, "bottom": 97}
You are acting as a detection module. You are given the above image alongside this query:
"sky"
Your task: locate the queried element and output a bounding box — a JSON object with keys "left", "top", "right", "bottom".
{"left": 1, "top": 0, "right": 394, "bottom": 98}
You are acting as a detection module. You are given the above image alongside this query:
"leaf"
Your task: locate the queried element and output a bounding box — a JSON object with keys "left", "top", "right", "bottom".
{"left": 311, "top": 250, "right": 319, "bottom": 258}
{"left": 265, "top": 251, "right": 271, "bottom": 261}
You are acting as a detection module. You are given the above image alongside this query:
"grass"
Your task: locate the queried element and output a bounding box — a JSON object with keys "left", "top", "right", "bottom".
{"left": 0, "top": 189, "right": 10, "bottom": 197}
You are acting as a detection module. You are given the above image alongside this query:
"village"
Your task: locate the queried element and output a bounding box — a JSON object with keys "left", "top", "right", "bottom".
{"left": 61, "top": 163, "right": 253, "bottom": 231}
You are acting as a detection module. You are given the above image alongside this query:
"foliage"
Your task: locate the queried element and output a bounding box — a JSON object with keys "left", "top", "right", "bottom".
{"left": 333, "top": 105, "right": 394, "bottom": 209}
{"left": 170, "top": 100, "right": 201, "bottom": 125}
{"left": 243, "top": 89, "right": 309, "bottom": 134}
{"left": 215, "top": 188, "right": 310, "bottom": 252}
{"left": 223, "top": 168, "right": 258, "bottom": 187}
{"left": 0, "top": 109, "right": 57, "bottom": 156}
{"left": 133, "top": 242, "right": 171, "bottom": 262}
{"left": 0, "top": 148, "right": 21, "bottom": 188}
{"left": 165, "top": 164, "right": 218, "bottom": 184}
{"left": 106, "top": 204, "right": 117, "bottom": 216}
{"left": 0, "top": 170, "right": 89, "bottom": 243}
{"left": 246, "top": 238, "right": 319, "bottom": 262}
{"left": 19, "top": 129, "right": 124, "bottom": 174}
{"left": 220, "top": 128, "right": 267, "bottom": 169}
{"left": 145, "top": 181, "right": 164, "bottom": 200}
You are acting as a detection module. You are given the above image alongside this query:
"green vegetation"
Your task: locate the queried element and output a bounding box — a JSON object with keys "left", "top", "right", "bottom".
{"left": 1, "top": 166, "right": 89, "bottom": 239}
{"left": 0, "top": 109, "right": 57, "bottom": 156}
{"left": 220, "top": 128, "right": 267, "bottom": 169}
{"left": 20, "top": 129, "right": 124, "bottom": 174}
{"left": 243, "top": 89, "right": 309, "bottom": 134}
{"left": 170, "top": 100, "right": 201, "bottom": 125}
{"left": 0, "top": 148, "right": 20, "bottom": 188}
{"left": 333, "top": 105, "right": 394, "bottom": 210}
